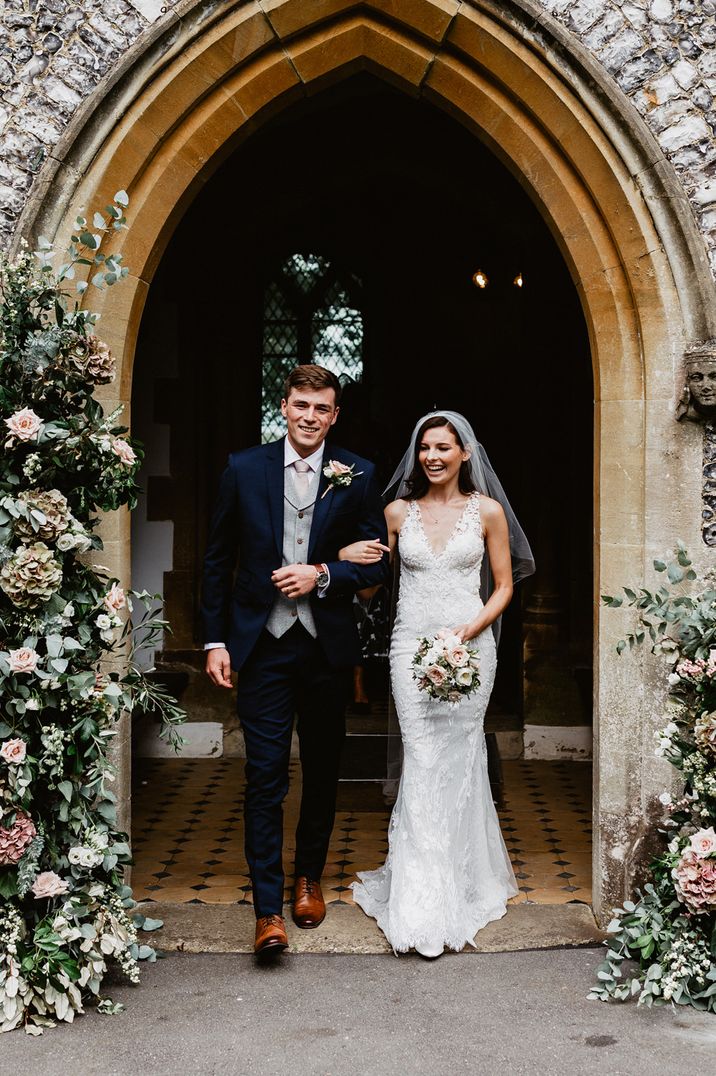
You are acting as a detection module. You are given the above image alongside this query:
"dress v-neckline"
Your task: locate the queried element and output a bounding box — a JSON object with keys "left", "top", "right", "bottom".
{"left": 413, "top": 494, "right": 476, "bottom": 559}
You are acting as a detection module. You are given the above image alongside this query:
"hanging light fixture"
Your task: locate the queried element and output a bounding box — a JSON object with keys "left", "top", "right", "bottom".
{"left": 472, "top": 269, "right": 489, "bottom": 289}
{"left": 513, "top": 271, "right": 524, "bottom": 288}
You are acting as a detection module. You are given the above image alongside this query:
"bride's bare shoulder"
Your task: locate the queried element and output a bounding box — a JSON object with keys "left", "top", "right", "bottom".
{"left": 477, "top": 494, "right": 506, "bottom": 525}
{"left": 385, "top": 498, "right": 410, "bottom": 528}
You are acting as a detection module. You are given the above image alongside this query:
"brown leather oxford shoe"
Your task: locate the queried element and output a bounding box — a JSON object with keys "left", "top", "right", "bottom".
{"left": 254, "top": 914, "right": 288, "bottom": 955}
{"left": 292, "top": 875, "right": 326, "bottom": 928}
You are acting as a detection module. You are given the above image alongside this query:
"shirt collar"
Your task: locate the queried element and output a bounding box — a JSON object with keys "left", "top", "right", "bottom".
{"left": 284, "top": 437, "right": 325, "bottom": 473}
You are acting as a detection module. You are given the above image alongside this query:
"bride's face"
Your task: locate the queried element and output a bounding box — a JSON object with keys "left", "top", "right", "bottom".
{"left": 418, "top": 427, "right": 468, "bottom": 486}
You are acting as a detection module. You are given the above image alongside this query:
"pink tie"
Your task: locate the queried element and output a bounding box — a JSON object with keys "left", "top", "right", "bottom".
{"left": 293, "top": 459, "right": 311, "bottom": 496}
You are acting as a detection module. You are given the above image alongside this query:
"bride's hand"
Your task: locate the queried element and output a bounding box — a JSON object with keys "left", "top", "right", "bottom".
{"left": 338, "top": 538, "right": 390, "bottom": 564}
{"left": 451, "top": 624, "right": 476, "bottom": 643}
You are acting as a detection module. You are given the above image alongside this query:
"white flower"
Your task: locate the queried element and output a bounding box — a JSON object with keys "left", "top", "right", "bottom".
{"left": 5, "top": 407, "right": 43, "bottom": 441}
{"left": 68, "top": 846, "right": 83, "bottom": 865}
{"left": 664, "top": 722, "right": 678, "bottom": 736}
{"left": 659, "top": 792, "right": 672, "bottom": 806}
{"left": 32, "top": 871, "right": 69, "bottom": 899}
{"left": 688, "top": 827, "right": 716, "bottom": 858}
{"left": 668, "top": 673, "right": 681, "bottom": 686}
{"left": 455, "top": 667, "right": 473, "bottom": 686}
{"left": 79, "top": 847, "right": 102, "bottom": 869}
{"left": 669, "top": 837, "right": 680, "bottom": 853}
{"left": 95, "top": 614, "right": 112, "bottom": 630}
{"left": 111, "top": 438, "right": 137, "bottom": 466}
{"left": 103, "top": 583, "right": 126, "bottom": 614}
{"left": 8, "top": 647, "right": 40, "bottom": 674}
{"left": 25, "top": 698, "right": 40, "bottom": 711}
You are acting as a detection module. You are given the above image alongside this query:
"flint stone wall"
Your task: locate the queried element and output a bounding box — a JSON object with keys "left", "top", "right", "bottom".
{"left": 0, "top": 0, "right": 715, "bottom": 273}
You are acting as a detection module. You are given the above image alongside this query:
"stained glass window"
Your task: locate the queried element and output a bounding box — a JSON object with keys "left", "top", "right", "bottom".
{"left": 261, "top": 255, "right": 363, "bottom": 442}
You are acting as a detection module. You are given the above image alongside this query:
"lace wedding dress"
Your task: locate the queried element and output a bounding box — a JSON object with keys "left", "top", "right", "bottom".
{"left": 352, "top": 494, "right": 518, "bottom": 955}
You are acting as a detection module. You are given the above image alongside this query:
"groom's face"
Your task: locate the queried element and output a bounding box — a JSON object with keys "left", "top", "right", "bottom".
{"left": 282, "top": 386, "right": 339, "bottom": 456}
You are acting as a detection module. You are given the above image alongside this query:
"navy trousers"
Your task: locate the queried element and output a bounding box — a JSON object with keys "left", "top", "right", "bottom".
{"left": 236, "top": 624, "right": 349, "bottom": 917}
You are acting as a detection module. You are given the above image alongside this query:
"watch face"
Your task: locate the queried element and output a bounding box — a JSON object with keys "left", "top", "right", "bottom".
{"left": 316, "top": 571, "right": 329, "bottom": 587}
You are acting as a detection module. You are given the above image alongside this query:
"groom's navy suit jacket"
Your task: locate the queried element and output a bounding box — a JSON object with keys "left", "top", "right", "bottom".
{"left": 200, "top": 438, "right": 390, "bottom": 672}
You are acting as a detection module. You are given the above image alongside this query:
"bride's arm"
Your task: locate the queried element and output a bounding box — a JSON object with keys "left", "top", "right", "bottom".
{"left": 339, "top": 500, "right": 406, "bottom": 600}
{"left": 453, "top": 498, "right": 513, "bottom": 643}
{"left": 338, "top": 500, "right": 405, "bottom": 564}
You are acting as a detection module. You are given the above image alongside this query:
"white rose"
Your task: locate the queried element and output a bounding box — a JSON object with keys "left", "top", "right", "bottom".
{"left": 56, "top": 533, "right": 77, "bottom": 552}
{"left": 95, "top": 614, "right": 112, "bottom": 630}
{"left": 455, "top": 667, "right": 473, "bottom": 686}
{"left": 111, "top": 438, "right": 137, "bottom": 466}
{"left": 8, "top": 647, "right": 40, "bottom": 674}
{"left": 688, "top": 827, "right": 716, "bottom": 858}
{"left": 79, "top": 847, "right": 101, "bottom": 868}
{"left": 5, "top": 408, "right": 43, "bottom": 441}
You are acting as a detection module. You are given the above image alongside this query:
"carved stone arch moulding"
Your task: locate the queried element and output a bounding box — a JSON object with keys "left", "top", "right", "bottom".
{"left": 12, "top": 0, "right": 716, "bottom": 923}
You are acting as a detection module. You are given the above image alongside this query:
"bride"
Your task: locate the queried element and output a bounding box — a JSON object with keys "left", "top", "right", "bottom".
{"left": 339, "top": 411, "right": 534, "bottom": 958}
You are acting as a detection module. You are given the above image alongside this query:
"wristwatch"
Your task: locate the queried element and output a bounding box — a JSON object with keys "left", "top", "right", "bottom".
{"left": 313, "top": 563, "right": 329, "bottom": 589}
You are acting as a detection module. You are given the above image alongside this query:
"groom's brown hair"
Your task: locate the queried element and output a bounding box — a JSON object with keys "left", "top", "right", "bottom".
{"left": 283, "top": 364, "right": 342, "bottom": 405}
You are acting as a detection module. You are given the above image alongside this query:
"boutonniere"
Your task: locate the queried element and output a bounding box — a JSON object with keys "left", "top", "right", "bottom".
{"left": 321, "top": 459, "right": 363, "bottom": 498}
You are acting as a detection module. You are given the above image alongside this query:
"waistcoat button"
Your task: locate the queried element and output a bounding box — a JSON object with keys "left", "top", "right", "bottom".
{"left": 297, "top": 537, "right": 303, "bottom": 544}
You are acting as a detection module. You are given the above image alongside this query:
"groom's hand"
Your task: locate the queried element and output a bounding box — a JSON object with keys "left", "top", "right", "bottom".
{"left": 206, "top": 647, "right": 233, "bottom": 688}
{"left": 271, "top": 563, "right": 318, "bottom": 598}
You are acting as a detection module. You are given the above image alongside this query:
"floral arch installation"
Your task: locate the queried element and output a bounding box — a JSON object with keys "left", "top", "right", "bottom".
{"left": 13, "top": 0, "right": 716, "bottom": 923}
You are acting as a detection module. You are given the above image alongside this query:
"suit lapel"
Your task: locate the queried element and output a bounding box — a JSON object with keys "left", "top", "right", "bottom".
{"left": 308, "top": 445, "right": 345, "bottom": 560}
{"left": 265, "top": 438, "right": 285, "bottom": 557}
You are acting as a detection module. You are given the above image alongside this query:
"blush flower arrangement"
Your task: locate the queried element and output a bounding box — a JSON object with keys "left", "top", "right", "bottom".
{"left": 412, "top": 629, "right": 480, "bottom": 704}
{"left": 0, "top": 194, "right": 185, "bottom": 1034}
{"left": 320, "top": 459, "right": 363, "bottom": 498}
{"left": 590, "top": 544, "right": 716, "bottom": 1011}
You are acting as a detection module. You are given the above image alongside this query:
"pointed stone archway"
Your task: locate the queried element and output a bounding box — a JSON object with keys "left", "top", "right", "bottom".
{"left": 14, "top": 0, "right": 716, "bottom": 924}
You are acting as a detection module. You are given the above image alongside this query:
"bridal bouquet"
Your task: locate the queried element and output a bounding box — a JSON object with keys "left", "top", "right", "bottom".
{"left": 412, "top": 629, "right": 480, "bottom": 703}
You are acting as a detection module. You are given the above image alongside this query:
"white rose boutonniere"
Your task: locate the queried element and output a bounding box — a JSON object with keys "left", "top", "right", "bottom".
{"left": 321, "top": 459, "right": 363, "bottom": 499}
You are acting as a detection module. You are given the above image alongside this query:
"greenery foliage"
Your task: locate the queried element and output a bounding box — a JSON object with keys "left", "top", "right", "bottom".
{"left": 590, "top": 544, "right": 716, "bottom": 1010}
{"left": 0, "top": 195, "right": 185, "bottom": 1033}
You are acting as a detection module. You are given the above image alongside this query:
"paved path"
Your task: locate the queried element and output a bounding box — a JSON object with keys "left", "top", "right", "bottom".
{"left": 3, "top": 949, "right": 715, "bottom": 1074}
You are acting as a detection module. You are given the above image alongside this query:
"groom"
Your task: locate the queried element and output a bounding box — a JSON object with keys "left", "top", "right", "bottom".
{"left": 201, "top": 364, "right": 389, "bottom": 955}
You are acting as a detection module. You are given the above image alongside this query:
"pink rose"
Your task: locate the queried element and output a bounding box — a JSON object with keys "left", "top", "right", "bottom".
{"left": 103, "top": 582, "right": 126, "bottom": 613}
{"left": 425, "top": 664, "right": 447, "bottom": 687}
{"left": 446, "top": 645, "right": 469, "bottom": 668}
{"left": 32, "top": 871, "right": 69, "bottom": 900}
{"left": 689, "top": 827, "right": 716, "bottom": 858}
{"left": 326, "top": 459, "right": 351, "bottom": 476}
{"left": 0, "top": 738, "right": 27, "bottom": 765}
{"left": 8, "top": 646, "right": 39, "bottom": 674}
{"left": 0, "top": 811, "right": 36, "bottom": 865}
{"left": 111, "top": 438, "right": 137, "bottom": 466}
{"left": 5, "top": 408, "right": 43, "bottom": 441}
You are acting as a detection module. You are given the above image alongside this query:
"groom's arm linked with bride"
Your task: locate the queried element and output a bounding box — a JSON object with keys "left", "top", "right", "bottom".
{"left": 199, "top": 364, "right": 390, "bottom": 956}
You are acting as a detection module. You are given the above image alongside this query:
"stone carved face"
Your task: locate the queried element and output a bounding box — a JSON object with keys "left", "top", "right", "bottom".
{"left": 687, "top": 361, "right": 716, "bottom": 411}
{"left": 678, "top": 345, "right": 716, "bottom": 422}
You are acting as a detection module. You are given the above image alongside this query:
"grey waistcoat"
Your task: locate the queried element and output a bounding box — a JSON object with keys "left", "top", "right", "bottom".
{"left": 265, "top": 463, "right": 319, "bottom": 639}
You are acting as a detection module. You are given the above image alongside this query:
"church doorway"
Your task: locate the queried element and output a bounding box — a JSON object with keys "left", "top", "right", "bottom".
{"left": 130, "top": 77, "right": 594, "bottom": 915}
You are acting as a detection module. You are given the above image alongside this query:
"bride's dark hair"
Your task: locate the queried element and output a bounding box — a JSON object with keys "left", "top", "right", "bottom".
{"left": 403, "top": 416, "right": 478, "bottom": 500}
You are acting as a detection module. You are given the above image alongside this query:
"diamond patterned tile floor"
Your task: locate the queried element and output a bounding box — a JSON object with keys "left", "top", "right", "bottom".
{"left": 131, "top": 759, "right": 592, "bottom": 907}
